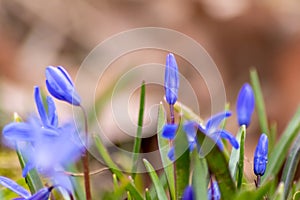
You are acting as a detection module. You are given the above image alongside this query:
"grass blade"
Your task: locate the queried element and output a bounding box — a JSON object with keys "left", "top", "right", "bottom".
{"left": 197, "top": 129, "right": 237, "bottom": 198}
{"left": 143, "top": 159, "right": 168, "bottom": 200}
{"left": 250, "top": 69, "right": 270, "bottom": 139}
{"left": 131, "top": 81, "right": 146, "bottom": 179}
{"left": 192, "top": 151, "right": 208, "bottom": 200}
{"left": 157, "top": 103, "right": 175, "bottom": 200}
{"left": 174, "top": 118, "right": 190, "bottom": 198}
{"left": 94, "top": 135, "right": 143, "bottom": 200}
{"left": 281, "top": 134, "right": 300, "bottom": 199}
{"left": 261, "top": 106, "right": 300, "bottom": 184}
{"left": 237, "top": 125, "right": 246, "bottom": 189}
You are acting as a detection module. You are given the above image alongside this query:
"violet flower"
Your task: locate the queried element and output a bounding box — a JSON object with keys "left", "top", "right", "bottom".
{"left": 165, "top": 53, "right": 179, "bottom": 105}
{"left": 236, "top": 83, "right": 255, "bottom": 127}
{"left": 254, "top": 133, "right": 268, "bottom": 176}
{"left": 182, "top": 185, "right": 194, "bottom": 200}
{"left": 45, "top": 66, "right": 81, "bottom": 106}
{"left": 0, "top": 176, "right": 52, "bottom": 200}
{"left": 207, "top": 181, "right": 221, "bottom": 200}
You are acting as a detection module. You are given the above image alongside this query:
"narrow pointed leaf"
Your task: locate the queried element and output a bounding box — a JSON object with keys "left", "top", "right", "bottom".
{"left": 281, "top": 135, "right": 300, "bottom": 199}
{"left": 191, "top": 151, "right": 208, "bottom": 200}
{"left": 132, "top": 81, "right": 145, "bottom": 180}
{"left": 157, "top": 103, "right": 175, "bottom": 200}
{"left": 250, "top": 70, "right": 270, "bottom": 143}
{"left": 237, "top": 125, "right": 246, "bottom": 188}
{"left": 261, "top": 106, "right": 300, "bottom": 183}
{"left": 94, "top": 135, "right": 143, "bottom": 200}
{"left": 174, "top": 118, "right": 190, "bottom": 198}
{"left": 143, "top": 159, "right": 168, "bottom": 200}
{"left": 197, "top": 129, "right": 237, "bottom": 198}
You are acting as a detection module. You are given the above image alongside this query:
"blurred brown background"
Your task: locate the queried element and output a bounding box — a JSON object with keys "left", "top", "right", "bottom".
{"left": 0, "top": 0, "right": 299, "bottom": 193}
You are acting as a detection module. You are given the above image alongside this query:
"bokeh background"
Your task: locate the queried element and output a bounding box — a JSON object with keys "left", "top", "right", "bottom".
{"left": 0, "top": 0, "right": 300, "bottom": 196}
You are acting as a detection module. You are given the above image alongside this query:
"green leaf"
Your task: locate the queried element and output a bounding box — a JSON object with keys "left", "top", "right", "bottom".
{"left": 229, "top": 125, "right": 245, "bottom": 183}
{"left": 197, "top": 129, "right": 237, "bottom": 198}
{"left": 174, "top": 118, "right": 190, "bottom": 198}
{"left": 273, "top": 183, "right": 285, "bottom": 200}
{"left": 281, "top": 134, "right": 300, "bottom": 199}
{"left": 233, "top": 179, "right": 275, "bottom": 200}
{"left": 143, "top": 159, "right": 168, "bottom": 200}
{"left": 192, "top": 151, "right": 208, "bottom": 200}
{"left": 174, "top": 101, "right": 203, "bottom": 124}
{"left": 157, "top": 103, "right": 175, "bottom": 200}
{"left": 149, "top": 173, "right": 168, "bottom": 200}
{"left": 131, "top": 81, "right": 146, "bottom": 180}
{"left": 261, "top": 106, "right": 300, "bottom": 184}
{"left": 250, "top": 69, "right": 270, "bottom": 138}
{"left": 237, "top": 125, "right": 246, "bottom": 189}
{"left": 145, "top": 188, "right": 152, "bottom": 200}
{"left": 94, "top": 135, "right": 143, "bottom": 200}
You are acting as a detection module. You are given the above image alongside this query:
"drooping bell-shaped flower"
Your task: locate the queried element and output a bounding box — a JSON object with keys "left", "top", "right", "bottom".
{"left": 0, "top": 176, "right": 53, "bottom": 200}
{"left": 236, "top": 83, "right": 255, "bottom": 127}
{"left": 182, "top": 185, "right": 194, "bottom": 200}
{"left": 207, "top": 181, "right": 221, "bottom": 200}
{"left": 45, "top": 66, "right": 81, "bottom": 106}
{"left": 164, "top": 53, "right": 179, "bottom": 105}
{"left": 253, "top": 133, "right": 268, "bottom": 176}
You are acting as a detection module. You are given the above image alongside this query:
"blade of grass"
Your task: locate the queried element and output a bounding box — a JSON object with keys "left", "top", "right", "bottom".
{"left": 131, "top": 81, "right": 146, "bottom": 180}
{"left": 261, "top": 106, "right": 300, "bottom": 184}
{"left": 191, "top": 150, "right": 208, "bottom": 200}
{"left": 174, "top": 118, "right": 190, "bottom": 198}
{"left": 250, "top": 69, "right": 270, "bottom": 144}
{"left": 157, "top": 103, "right": 175, "bottom": 200}
{"left": 197, "top": 129, "right": 237, "bottom": 198}
{"left": 143, "top": 159, "right": 168, "bottom": 200}
{"left": 93, "top": 135, "right": 143, "bottom": 200}
{"left": 237, "top": 125, "right": 246, "bottom": 189}
{"left": 229, "top": 125, "right": 245, "bottom": 182}
{"left": 281, "top": 134, "right": 300, "bottom": 199}
{"left": 149, "top": 172, "right": 168, "bottom": 200}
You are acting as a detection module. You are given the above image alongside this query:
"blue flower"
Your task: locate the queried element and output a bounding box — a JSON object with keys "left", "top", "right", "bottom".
{"left": 183, "top": 121, "right": 198, "bottom": 151}
{"left": 165, "top": 53, "right": 179, "bottom": 105}
{"left": 182, "top": 185, "right": 194, "bottom": 200}
{"left": 0, "top": 176, "right": 52, "bottom": 200}
{"left": 207, "top": 181, "right": 221, "bottom": 200}
{"left": 191, "top": 111, "right": 239, "bottom": 150}
{"left": 45, "top": 66, "right": 81, "bottom": 106}
{"left": 162, "top": 124, "right": 178, "bottom": 139}
{"left": 34, "top": 86, "right": 58, "bottom": 127}
{"left": 253, "top": 133, "right": 268, "bottom": 176}
{"left": 236, "top": 83, "right": 255, "bottom": 127}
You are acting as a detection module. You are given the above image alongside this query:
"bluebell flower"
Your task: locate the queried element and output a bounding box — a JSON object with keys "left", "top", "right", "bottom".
{"left": 162, "top": 124, "right": 178, "bottom": 139}
{"left": 194, "top": 111, "right": 239, "bottom": 150}
{"left": 207, "top": 181, "right": 221, "bottom": 200}
{"left": 236, "top": 83, "right": 255, "bottom": 127}
{"left": 34, "top": 86, "right": 58, "bottom": 127}
{"left": 182, "top": 185, "right": 194, "bottom": 200}
{"left": 0, "top": 176, "right": 52, "bottom": 200}
{"left": 165, "top": 53, "right": 179, "bottom": 105}
{"left": 183, "top": 121, "right": 198, "bottom": 151}
{"left": 167, "top": 146, "right": 175, "bottom": 161}
{"left": 254, "top": 133, "right": 268, "bottom": 176}
{"left": 45, "top": 66, "right": 81, "bottom": 106}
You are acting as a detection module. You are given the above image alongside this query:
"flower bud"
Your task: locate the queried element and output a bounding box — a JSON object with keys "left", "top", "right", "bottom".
{"left": 254, "top": 133, "right": 268, "bottom": 176}
{"left": 182, "top": 185, "right": 194, "bottom": 200}
{"left": 45, "top": 66, "right": 81, "bottom": 106}
{"left": 165, "top": 53, "right": 179, "bottom": 105}
{"left": 236, "top": 83, "right": 255, "bottom": 127}
{"left": 207, "top": 181, "right": 221, "bottom": 200}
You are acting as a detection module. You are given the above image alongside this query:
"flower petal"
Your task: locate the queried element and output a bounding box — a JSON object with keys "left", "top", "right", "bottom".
{"left": 162, "top": 124, "right": 178, "bottom": 140}
{"left": 0, "top": 176, "right": 30, "bottom": 198}
{"left": 3, "top": 122, "right": 35, "bottom": 141}
{"left": 206, "top": 111, "right": 231, "bottom": 132}
{"left": 167, "top": 146, "right": 175, "bottom": 161}
{"left": 254, "top": 133, "right": 268, "bottom": 176}
{"left": 182, "top": 185, "right": 194, "bottom": 200}
{"left": 219, "top": 130, "right": 239, "bottom": 149}
{"left": 34, "top": 86, "right": 48, "bottom": 126}
{"left": 237, "top": 83, "right": 255, "bottom": 127}
{"left": 165, "top": 53, "right": 179, "bottom": 105}
{"left": 27, "top": 187, "right": 52, "bottom": 200}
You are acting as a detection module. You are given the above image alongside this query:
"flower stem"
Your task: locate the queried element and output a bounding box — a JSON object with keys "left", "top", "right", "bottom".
{"left": 255, "top": 175, "right": 261, "bottom": 188}
{"left": 170, "top": 104, "right": 175, "bottom": 124}
{"left": 80, "top": 105, "right": 92, "bottom": 200}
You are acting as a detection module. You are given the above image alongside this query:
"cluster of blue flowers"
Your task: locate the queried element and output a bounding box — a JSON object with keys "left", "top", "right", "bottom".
{"left": 1, "top": 66, "right": 84, "bottom": 198}
{"left": 162, "top": 53, "right": 269, "bottom": 199}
